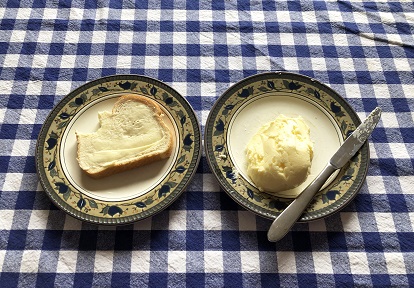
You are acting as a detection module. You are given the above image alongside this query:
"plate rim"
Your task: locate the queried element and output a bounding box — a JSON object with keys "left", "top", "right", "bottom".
{"left": 204, "top": 71, "right": 369, "bottom": 222}
{"left": 35, "top": 74, "right": 202, "bottom": 225}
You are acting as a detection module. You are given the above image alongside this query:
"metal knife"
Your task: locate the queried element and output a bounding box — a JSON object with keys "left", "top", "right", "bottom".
{"left": 267, "top": 107, "right": 382, "bottom": 242}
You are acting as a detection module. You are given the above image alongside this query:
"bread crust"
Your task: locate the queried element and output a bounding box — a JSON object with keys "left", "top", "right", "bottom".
{"left": 76, "top": 94, "right": 175, "bottom": 178}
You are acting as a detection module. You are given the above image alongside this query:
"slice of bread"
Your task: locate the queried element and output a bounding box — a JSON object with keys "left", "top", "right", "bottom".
{"left": 76, "top": 94, "right": 174, "bottom": 178}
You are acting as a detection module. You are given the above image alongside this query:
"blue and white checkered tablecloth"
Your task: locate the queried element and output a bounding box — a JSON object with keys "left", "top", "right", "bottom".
{"left": 1, "top": 0, "right": 413, "bottom": 287}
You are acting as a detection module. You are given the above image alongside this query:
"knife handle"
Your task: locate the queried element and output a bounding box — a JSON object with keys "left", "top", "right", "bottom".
{"left": 267, "top": 163, "right": 337, "bottom": 242}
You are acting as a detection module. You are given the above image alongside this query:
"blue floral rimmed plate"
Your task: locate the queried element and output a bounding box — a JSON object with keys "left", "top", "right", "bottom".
{"left": 36, "top": 75, "right": 201, "bottom": 225}
{"left": 204, "top": 72, "right": 369, "bottom": 222}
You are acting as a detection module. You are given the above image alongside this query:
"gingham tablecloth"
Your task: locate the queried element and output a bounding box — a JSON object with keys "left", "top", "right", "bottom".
{"left": 1, "top": 0, "right": 413, "bottom": 287}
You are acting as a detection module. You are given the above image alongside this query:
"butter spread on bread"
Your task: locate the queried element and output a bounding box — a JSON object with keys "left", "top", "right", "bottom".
{"left": 76, "top": 94, "right": 174, "bottom": 178}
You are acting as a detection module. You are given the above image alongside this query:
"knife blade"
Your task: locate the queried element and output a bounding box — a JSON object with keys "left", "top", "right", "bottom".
{"left": 267, "top": 107, "right": 381, "bottom": 242}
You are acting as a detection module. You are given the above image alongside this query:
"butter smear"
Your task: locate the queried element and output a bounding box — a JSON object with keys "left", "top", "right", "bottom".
{"left": 245, "top": 115, "right": 314, "bottom": 194}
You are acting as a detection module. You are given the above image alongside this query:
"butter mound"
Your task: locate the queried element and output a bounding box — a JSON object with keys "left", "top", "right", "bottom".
{"left": 76, "top": 94, "right": 173, "bottom": 178}
{"left": 245, "top": 115, "right": 313, "bottom": 194}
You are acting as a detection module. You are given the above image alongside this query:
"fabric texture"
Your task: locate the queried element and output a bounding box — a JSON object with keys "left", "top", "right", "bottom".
{"left": 1, "top": 0, "right": 413, "bottom": 287}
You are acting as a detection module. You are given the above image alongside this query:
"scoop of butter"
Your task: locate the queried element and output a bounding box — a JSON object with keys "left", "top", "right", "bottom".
{"left": 245, "top": 115, "right": 313, "bottom": 194}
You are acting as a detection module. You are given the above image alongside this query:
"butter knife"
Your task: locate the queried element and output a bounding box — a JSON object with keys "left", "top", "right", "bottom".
{"left": 267, "top": 107, "right": 382, "bottom": 242}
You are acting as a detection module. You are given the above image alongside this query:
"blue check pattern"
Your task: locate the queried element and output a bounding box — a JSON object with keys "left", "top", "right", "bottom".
{"left": 1, "top": 0, "right": 414, "bottom": 287}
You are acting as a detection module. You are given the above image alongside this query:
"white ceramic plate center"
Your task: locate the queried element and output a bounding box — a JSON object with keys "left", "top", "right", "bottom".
{"left": 60, "top": 95, "right": 179, "bottom": 202}
{"left": 227, "top": 94, "right": 343, "bottom": 197}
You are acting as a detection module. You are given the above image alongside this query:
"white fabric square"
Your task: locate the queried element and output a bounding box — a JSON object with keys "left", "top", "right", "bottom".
{"left": 32, "top": 54, "right": 48, "bottom": 69}
{"left": 94, "top": 250, "right": 114, "bottom": 273}
{"left": 169, "top": 210, "right": 187, "bottom": 230}
{"left": 311, "top": 57, "right": 327, "bottom": 71}
{"left": 399, "top": 176, "right": 414, "bottom": 194}
{"left": 0, "top": 8, "right": 4, "bottom": 19}
{"left": 20, "top": 250, "right": 41, "bottom": 273}
{"left": 65, "top": 31, "right": 80, "bottom": 44}
{"left": 0, "top": 250, "right": 6, "bottom": 271}
{"left": 250, "top": 11, "right": 265, "bottom": 23}
{"left": 340, "top": 212, "right": 362, "bottom": 232}
{"left": 313, "top": 252, "right": 333, "bottom": 274}
{"left": 224, "top": 10, "right": 239, "bottom": 22}
{"left": 238, "top": 211, "right": 256, "bottom": 231}
{"left": 374, "top": 213, "right": 396, "bottom": 233}
{"left": 338, "top": 58, "right": 355, "bottom": 71}
{"left": 3, "top": 54, "right": 19, "bottom": 67}
{"left": 372, "top": 84, "right": 391, "bottom": 99}
{"left": 43, "top": 8, "right": 58, "bottom": 20}
{"left": 226, "top": 32, "right": 241, "bottom": 46}
{"left": 240, "top": 251, "right": 260, "bottom": 272}
{"left": 171, "top": 82, "right": 187, "bottom": 98}
{"left": 199, "top": 32, "right": 214, "bottom": 45}
{"left": 117, "top": 55, "right": 132, "bottom": 68}
{"left": 147, "top": 9, "right": 161, "bottom": 21}
{"left": 365, "top": 58, "right": 384, "bottom": 72}
{"left": 204, "top": 251, "right": 223, "bottom": 273}
{"left": 199, "top": 10, "right": 213, "bottom": 22}
{"left": 353, "top": 11, "right": 370, "bottom": 24}
{"left": 11, "top": 139, "right": 31, "bottom": 156}
{"left": 203, "top": 210, "right": 222, "bottom": 230}
{"left": 200, "top": 82, "right": 217, "bottom": 97}
{"left": 200, "top": 56, "right": 215, "bottom": 70}
{"left": 409, "top": 212, "right": 414, "bottom": 230}
{"left": 172, "top": 32, "right": 187, "bottom": 44}
{"left": 61, "top": 55, "right": 77, "bottom": 68}
{"left": 172, "top": 56, "right": 187, "bottom": 70}
{"left": 328, "top": 11, "right": 344, "bottom": 24}
{"left": 87, "top": 55, "right": 104, "bottom": 69}
{"left": 282, "top": 57, "right": 299, "bottom": 71}
{"left": 0, "top": 210, "right": 15, "bottom": 230}
{"left": 276, "top": 11, "right": 291, "bottom": 23}
{"left": 2, "top": 173, "right": 23, "bottom": 191}
{"left": 393, "top": 58, "right": 411, "bottom": 72}
{"left": 16, "top": 8, "right": 32, "bottom": 20}
{"left": 368, "top": 143, "right": 379, "bottom": 160}
{"left": 277, "top": 251, "right": 296, "bottom": 273}
{"left": 301, "top": 11, "right": 318, "bottom": 23}
{"left": 0, "top": 108, "right": 5, "bottom": 123}
{"left": 19, "top": 109, "right": 37, "bottom": 125}
{"left": 28, "top": 210, "right": 50, "bottom": 230}
{"left": 402, "top": 85, "right": 414, "bottom": 98}
{"left": 366, "top": 176, "right": 386, "bottom": 194}
{"left": 144, "top": 56, "right": 159, "bottom": 69}
{"left": 168, "top": 251, "right": 187, "bottom": 273}
{"left": 173, "top": 9, "right": 187, "bottom": 21}
{"left": 121, "top": 9, "right": 135, "bottom": 21}
{"left": 381, "top": 112, "right": 399, "bottom": 128}
{"left": 228, "top": 56, "right": 243, "bottom": 71}
{"left": 145, "top": 31, "right": 161, "bottom": 44}
{"left": 348, "top": 252, "right": 370, "bottom": 274}
{"left": 96, "top": 7, "right": 109, "bottom": 20}
{"left": 131, "top": 251, "right": 150, "bottom": 272}
{"left": 69, "top": 8, "right": 84, "bottom": 20}
{"left": 119, "top": 31, "right": 134, "bottom": 44}
{"left": 343, "top": 84, "right": 362, "bottom": 98}
{"left": 91, "top": 30, "right": 107, "bottom": 44}
{"left": 306, "top": 33, "right": 322, "bottom": 46}
{"left": 203, "top": 174, "right": 221, "bottom": 192}
{"left": 255, "top": 55, "right": 271, "bottom": 71}
{"left": 389, "top": 143, "right": 410, "bottom": 159}
{"left": 384, "top": 253, "right": 406, "bottom": 274}
{"left": 279, "top": 33, "right": 295, "bottom": 45}
{"left": 56, "top": 251, "right": 78, "bottom": 273}
{"left": 333, "top": 34, "right": 349, "bottom": 47}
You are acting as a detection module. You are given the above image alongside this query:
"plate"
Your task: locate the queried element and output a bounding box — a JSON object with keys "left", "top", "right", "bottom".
{"left": 204, "top": 72, "right": 369, "bottom": 222}
{"left": 36, "top": 75, "right": 201, "bottom": 225}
